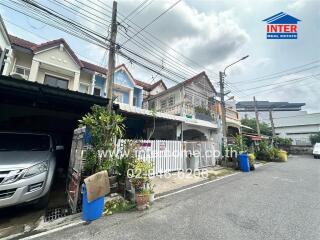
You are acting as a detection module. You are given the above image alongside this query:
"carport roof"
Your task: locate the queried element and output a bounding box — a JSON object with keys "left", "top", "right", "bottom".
{"left": 0, "top": 75, "right": 110, "bottom": 114}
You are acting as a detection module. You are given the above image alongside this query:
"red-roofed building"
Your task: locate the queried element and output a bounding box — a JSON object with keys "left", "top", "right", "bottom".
{"left": 0, "top": 29, "right": 151, "bottom": 108}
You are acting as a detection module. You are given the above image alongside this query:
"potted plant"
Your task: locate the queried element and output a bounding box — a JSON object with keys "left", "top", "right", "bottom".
{"left": 79, "top": 105, "right": 125, "bottom": 178}
{"left": 135, "top": 188, "right": 149, "bottom": 211}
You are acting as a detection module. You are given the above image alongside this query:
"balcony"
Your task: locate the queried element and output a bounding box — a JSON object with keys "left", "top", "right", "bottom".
{"left": 158, "top": 103, "right": 214, "bottom": 122}
{"left": 226, "top": 108, "right": 239, "bottom": 120}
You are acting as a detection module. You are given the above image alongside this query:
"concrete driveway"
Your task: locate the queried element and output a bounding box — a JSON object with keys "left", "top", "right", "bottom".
{"left": 26, "top": 155, "right": 320, "bottom": 240}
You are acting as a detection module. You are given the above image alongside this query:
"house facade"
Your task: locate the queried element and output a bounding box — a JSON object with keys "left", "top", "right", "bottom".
{"left": 145, "top": 72, "right": 219, "bottom": 142}
{"left": 1, "top": 34, "right": 144, "bottom": 108}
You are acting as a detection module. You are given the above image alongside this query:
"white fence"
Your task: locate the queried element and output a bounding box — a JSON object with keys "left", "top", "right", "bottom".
{"left": 184, "top": 141, "right": 216, "bottom": 168}
{"left": 117, "top": 139, "right": 216, "bottom": 175}
{"left": 117, "top": 139, "right": 184, "bottom": 175}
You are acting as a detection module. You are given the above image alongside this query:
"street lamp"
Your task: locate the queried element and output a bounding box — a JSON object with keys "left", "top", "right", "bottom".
{"left": 223, "top": 55, "right": 249, "bottom": 75}
{"left": 219, "top": 55, "right": 249, "bottom": 149}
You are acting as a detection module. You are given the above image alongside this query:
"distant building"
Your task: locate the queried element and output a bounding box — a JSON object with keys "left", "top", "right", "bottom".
{"left": 274, "top": 113, "right": 320, "bottom": 146}
{"left": 236, "top": 101, "right": 306, "bottom": 124}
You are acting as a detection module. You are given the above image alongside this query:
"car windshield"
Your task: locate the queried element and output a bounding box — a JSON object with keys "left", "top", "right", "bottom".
{"left": 0, "top": 133, "right": 50, "bottom": 151}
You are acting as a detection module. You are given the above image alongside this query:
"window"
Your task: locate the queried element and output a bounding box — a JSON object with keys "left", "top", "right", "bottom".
{"left": 133, "top": 96, "right": 137, "bottom": 106}
{"left": 93, "top": 87, "right": 101, "bottom": 96}
{"left": 160, "top": 99, "right": 167, "bottom": 108}
{"left": 79, "top": 83, "right": 90, "bottom": 94}
{"left": 14, "top": 65, "right": 30, "bottom": 79}
{"left": 113, "top": 90, "right": 124, "bottom": 103}
{"left": 44, "top": 75, "right": 68, "bottom": 89}
{"left": 168, "top": 95, "right": 175, "bottom": 106}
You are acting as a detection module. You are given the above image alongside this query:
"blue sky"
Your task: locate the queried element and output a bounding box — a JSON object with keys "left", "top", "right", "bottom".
{"left": 1, "top": 0, "right": 320, "bottom": 112}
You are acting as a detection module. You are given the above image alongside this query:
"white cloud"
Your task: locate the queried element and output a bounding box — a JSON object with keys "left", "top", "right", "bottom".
{"left": 288, "top": 0, "right": 307, "bottom": 10}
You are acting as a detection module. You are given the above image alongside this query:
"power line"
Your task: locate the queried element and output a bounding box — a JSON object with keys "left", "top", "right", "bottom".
{"left": 230, "top": 64, "right": 320, "bottom": 85}
{"left": 236, "top": 73, "right": 320, "bottom": 92}
{"left": 239, "top": 75, "right": 320, "bottom": 98}
{"left": 93, "top": 0, "right": 220, "bottom": 82}
{"left": 4, "top": 0, "right": 219, "bottom": 94}
{"left": 50, "top": 0, "right": 199, "bottom": 81}
{"left": 120, "top": 0, "right": 182, "bottom": 46}
{"left": 125, "top": 0, "right": 154, "bottom": 22}
{"left": 120, "top": 0, "right": 151, "bottom": 24}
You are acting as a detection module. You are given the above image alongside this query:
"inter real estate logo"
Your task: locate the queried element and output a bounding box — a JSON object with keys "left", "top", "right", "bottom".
{"left": 263, "top": 12, "right": 301, "bottom": 39}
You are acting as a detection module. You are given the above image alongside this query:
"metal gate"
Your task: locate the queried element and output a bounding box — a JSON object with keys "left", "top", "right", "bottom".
{"left": 66, "top": 127, "right": 89, "bottom": 213}
{"left": 184, "top": 141, "right": 216, "bottom": 168}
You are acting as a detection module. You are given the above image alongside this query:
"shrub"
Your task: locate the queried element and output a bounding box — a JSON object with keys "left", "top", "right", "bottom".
{"left": 277, "top": 150, "right": 288, "bottom": 162}
{"left": 268, "top": 147, "right": 280, "bottom": 161}
{"left": 273, "top": 137, "right": 292, "bottom": 148}
{"left": 310, "top": 132, "right": 320, "bottom": 145}
{"left": 256, "top": 140, "right": 270, "bottom": 160}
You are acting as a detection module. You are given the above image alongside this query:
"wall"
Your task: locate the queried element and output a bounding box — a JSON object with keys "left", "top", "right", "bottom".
{"left": 0, "top": 20, "right": 10, "bottom": 52}
{"left": 114, "top": 69, "right": 134, "bottom": 88}
{"left": 12, "top": 51, "right": 33, "bottom": 70}
{"left": 113, "top": 89, "right": 129, "bottom": 104}
{"left": 276, "top": 124, "right": 320, "bottom": 145}
{"left": 150, "top": 83, "right": 166, "bottom": 95}
{"left": 34, "top": 46, "right": 80, "bottom": 72}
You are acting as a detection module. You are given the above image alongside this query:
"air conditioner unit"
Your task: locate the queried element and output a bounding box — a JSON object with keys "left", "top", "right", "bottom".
{"left": 10, "top": 73, "right": 25, "bottom": 80}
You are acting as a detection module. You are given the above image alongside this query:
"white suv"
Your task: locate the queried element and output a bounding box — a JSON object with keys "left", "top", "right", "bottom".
{"left": 313, "top": 143, "right": 320, "bottom": 159}
{"left": 0, "top": 132, "right": 62, "bottom": 208}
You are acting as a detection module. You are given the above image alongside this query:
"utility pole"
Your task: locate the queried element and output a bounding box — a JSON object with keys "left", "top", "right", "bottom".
{"left": 269, "top": 109, "right": 275, "bottom": 138}
{"left": 253, "top": 96, "right": 261, "bottom": 136}
{"left": 106, "top": 1, "right": 118, "bottom": 112}
{"left": 219, "top": 71, "right": 227, "bottom": 145}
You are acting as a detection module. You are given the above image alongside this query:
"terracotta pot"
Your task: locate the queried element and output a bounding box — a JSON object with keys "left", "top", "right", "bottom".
{"left": 135, "top": 194, "right": 149, "bottom": 210}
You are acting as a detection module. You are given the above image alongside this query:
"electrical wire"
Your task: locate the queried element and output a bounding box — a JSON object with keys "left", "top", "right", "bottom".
{"left": 120, "top": 0, "right": 182, "bottom": 46}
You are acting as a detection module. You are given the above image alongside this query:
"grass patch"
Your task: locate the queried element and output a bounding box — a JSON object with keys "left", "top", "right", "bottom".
{"left": 207, "top": 168, "right": 236, "bottom": 180}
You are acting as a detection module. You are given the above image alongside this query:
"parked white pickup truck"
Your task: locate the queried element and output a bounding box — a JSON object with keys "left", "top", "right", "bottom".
{"left": 0, "top": 132, "right": 63, "bottom": 208}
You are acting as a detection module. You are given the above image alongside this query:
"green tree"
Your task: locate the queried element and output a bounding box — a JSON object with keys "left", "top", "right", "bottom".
{"left": 241, "top": 118, "right": 272, "bottom": 136}
{"left": 310, "top": 132, "right": 320, "bottom": 145}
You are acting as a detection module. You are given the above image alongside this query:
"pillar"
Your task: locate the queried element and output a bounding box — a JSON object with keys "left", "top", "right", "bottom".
{"left": 129, "top": 88, "right": 134, "bottom": 106}
{"left": 73, "top": 72, "right": 80, "bottom": 91}
{"left": 28, "top": 60, "right": 40, "bottom": 82}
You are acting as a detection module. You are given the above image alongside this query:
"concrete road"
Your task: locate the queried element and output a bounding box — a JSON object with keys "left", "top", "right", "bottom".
{"left": 31, "top": 155, "right": 320, "bottom": 240}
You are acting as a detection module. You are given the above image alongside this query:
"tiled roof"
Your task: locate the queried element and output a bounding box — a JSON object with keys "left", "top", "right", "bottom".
{"left": 9, "top": 35, "right": 37, "bottom": 49}
{"left": 81, "top": 60, "right": 107, "bottom": 75}
{"left": 148, "top": 71, "right": 216, "bottom": 100}
{"left": 8, "top": 35, "right": 161, "bottom": 90}
{"left": 134, "top": 79, "right": 167, "bottom": 91}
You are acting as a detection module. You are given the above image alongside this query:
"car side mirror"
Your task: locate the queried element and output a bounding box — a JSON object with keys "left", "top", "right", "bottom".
{"left": 56, "top": 145, "right": 64, "bottom": 151}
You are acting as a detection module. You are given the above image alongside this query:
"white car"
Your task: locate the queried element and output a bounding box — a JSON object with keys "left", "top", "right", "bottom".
{"left": 313, "top": 143, "right": 320, "bottom": 159}
{"left": 0, "top": 132, "right": 63, "bottom": 208}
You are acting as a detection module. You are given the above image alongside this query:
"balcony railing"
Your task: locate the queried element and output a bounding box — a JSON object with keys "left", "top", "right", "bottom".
{"left": 226, "top": 108, "right": 239, "bottom": 120}
{"left": 158, "top": 102, "right": 214, "bottom": 122}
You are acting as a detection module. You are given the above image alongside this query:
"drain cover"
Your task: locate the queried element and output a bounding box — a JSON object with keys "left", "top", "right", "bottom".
{"left": 45, "top": 206, "right": 71, "bottom": 222}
